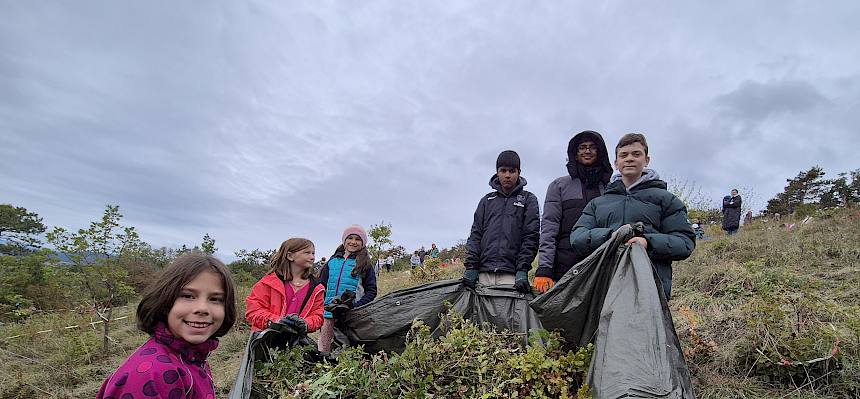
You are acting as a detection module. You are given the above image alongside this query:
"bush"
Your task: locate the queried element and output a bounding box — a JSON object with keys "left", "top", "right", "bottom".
{"left": 254, "top": 311, "right": 593, "bottom": 399}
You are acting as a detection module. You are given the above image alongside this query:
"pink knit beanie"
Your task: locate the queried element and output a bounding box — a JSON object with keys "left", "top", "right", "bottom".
{"left": 342, "top": 224, "right": 368, "bottom": 247}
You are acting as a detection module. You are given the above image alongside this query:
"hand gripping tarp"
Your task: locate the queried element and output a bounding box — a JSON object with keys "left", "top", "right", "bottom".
{"left": 531, "top": 224, "right": 694, "bottom": 398}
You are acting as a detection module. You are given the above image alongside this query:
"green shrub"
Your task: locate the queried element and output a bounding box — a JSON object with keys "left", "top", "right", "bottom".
{"left": 253, "top": 312, "right": 593, "bottom": 399}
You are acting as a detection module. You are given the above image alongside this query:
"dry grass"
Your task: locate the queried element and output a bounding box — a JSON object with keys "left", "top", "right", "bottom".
{"left": 2, "top": 214, "right": 858, "bottom": 398}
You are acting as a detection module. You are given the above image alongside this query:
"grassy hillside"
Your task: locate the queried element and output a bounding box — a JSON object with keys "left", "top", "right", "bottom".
{"left": 672, "top": 210, "right": 859, "bottom": 398}
{"left": 1, "top": 211, "right": 858, "bottom": 398}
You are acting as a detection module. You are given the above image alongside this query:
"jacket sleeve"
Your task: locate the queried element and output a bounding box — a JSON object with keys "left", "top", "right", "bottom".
{"left": 304, "top": 285, "right": 325, "bottom": 333}
{"left": 725, "top": 196, "right": 741, "bottom": 209}
{"left": 245, "top": 280, "right": 279, "bottom": 331}
{"left": 318, "top": 264, "right": 329, "bottom": 289}
{"left": 644, "top": 196, "right": 696, "bottom": 261}
{"left": 570, "top": 201, "right": 612, "bottom": 257}
{"left": 354, "top": 267, "right": 378, "bottom": 307}
{"left": 516, "top": 192, "right": 541, "bottom": 273}
{"left": 464, "top": 196, "right": 486, "bottom": 269}
{"left": 536, "top": 180, "right": 561, "bottom": 277}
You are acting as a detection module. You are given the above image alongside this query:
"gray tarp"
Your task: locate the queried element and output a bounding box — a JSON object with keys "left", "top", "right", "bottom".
{"left": 230, "top": 224, "right": 694, "bottom": 399}
{"left": 341, "top": 279, "right": 540, "bottom": 353}
{"left": 531, "top": 224, "right": 694, "bottom": 398}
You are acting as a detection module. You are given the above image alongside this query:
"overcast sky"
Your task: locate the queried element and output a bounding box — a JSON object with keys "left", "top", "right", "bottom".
{"left": 2, "top": 2, "right": 858, "bottom": 260}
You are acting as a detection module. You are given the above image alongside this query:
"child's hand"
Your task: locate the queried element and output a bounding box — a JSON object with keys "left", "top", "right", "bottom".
{"left": 626, "top": 236, "right": 647, "bottom": 248}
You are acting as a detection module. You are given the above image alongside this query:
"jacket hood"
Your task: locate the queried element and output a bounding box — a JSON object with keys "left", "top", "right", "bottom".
{"left": 489, "top": 175, "right": 527, "bottom": 197}
{"left": 608, "top": 168, "right": 665, "bottom": 192}
{"left": 566, "top": 131, "right": 613, "bottom": 184}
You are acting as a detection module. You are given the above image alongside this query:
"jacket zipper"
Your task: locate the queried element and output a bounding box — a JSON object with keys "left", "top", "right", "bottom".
{"left": 333, "top": 256, "right": 348, "bottom": 300}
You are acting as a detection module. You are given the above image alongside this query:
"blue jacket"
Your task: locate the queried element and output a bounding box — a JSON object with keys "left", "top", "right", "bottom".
{"left": 465, "top": 175, "right": 540, "bottom": 274}
{"left": 319, "top": 250, "right": 378, "bottom": 318}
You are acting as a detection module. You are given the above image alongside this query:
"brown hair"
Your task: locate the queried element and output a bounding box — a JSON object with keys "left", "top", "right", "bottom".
{"left": 335, "top": 244, "right": 371, "bottom": 277}
{"left": 615, "top": 133, "right": 649, "bottom": 155}
{"left": 268, "top": 238, "right": 314, "bottom": 281}
{"left": 136, "top": 253, "right": 237, "bottom": 338}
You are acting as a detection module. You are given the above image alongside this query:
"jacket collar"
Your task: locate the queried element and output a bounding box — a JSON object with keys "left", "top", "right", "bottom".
{"left": 488, "top": 175, "right": 527, "bottom": 197}
{"left": 153, "top": 323, "right": 219, "bottom": 365}
{"left": 607, "top": 168, "right": 666, "bottom": 194}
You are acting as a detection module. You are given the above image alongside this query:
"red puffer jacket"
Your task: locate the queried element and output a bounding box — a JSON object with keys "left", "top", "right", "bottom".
{"left": 245, "top": 272, "right": 325, "bottom": 332}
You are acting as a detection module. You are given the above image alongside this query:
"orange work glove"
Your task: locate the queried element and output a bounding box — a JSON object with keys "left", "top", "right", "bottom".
{"left": 534, "top": 277, "right": 554, "bottom": 293}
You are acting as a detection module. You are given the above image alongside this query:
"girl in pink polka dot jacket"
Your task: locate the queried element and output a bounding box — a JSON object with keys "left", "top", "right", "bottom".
{"left": 96, "top": 253, "right": 237, "bottom": 399}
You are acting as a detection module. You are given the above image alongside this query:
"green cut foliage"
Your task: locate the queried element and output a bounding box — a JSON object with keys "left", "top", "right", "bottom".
{"left": 253, "top": 311, "right": 593, "bottom": 399}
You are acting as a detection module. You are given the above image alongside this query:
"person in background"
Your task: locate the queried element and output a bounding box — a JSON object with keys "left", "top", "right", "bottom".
{"left": 429, "top": 243, "right": 440, "bottom": 259}
{"left": 743, "top": 210, "right": 753, "bottom": 226}
{"left": 462, "top": 150, "right": 540, "bottom": 293}
{"left": 418, "top": 246, "right": 427, "bottom": 265}
{"left": 722, "top": 189, "right": 743, "bottom": 235}
{"left": 385, "top": 254, "right": 394, "bottom": 272}
{"left": 313, "top": 256, "right": 327, "bottom": 278}
{"left": 410, "top": 251, "right": 421, "bottom": 269}
{"left": 691, "top": 218, "right": 705, "bottom": 240}
{"left": 535, "top": 130, "right": 613, "bottom": 293}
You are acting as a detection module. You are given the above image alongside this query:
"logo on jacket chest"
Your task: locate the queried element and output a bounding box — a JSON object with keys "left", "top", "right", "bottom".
{"left": 513, "top": 194, "right": 525, "bottom": 207}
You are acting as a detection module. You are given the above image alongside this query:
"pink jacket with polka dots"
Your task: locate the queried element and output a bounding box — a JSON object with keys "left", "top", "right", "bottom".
{"left": 96, "top": 323, "right": 219, "bottom": 399}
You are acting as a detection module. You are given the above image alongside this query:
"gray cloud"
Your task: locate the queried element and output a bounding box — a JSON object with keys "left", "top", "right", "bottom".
{"left": 2, "top": 1, "right": 859, "bottom": 259}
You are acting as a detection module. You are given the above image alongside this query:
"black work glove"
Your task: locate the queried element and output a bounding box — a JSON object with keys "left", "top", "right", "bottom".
{"left": 513, "top": 271, "right": 531, "bottom": 294}
{"left": 325, "top": 290, "right": 356, "bottom": 321}
{"left": 268, "top": 314, "right": 308, "bottom": 335}
{"left": 462, "top": 269, "right": 479, "bottom": 288}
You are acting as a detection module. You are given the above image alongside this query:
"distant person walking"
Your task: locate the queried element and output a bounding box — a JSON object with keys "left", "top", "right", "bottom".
{"left": 535, "top": 130, "right": 613, "bottom": 293}
{"left": 722, "top": 189, "right": 742, "bottom": 235}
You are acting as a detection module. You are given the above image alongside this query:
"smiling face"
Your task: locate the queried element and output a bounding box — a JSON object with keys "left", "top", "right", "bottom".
{"left": 167, "top": 270, "right": 225, "bottom": 345}
{"left": 288, "top": 244, "right": 315, "bottom": 270}
{"left": 614, "top": 142, "right": 650, "bottom": 181}
{"left": 497, "top": 166, "right": 520, "bottom": 193}
{"left": 344, "top": 234, "right": 364, "bottom": 254}
{"left": 575, "top": 140, "right": 598, "bottom": 166}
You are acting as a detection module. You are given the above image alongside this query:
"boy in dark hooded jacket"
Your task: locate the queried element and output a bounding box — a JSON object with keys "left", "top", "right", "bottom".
{"left": 535, "top": 131, "right": 613, "bottom": 293}
{"left": 462, "top": 150, "right": 540, "bottom": 293}
{"left": 570, "top": 134, "right": 695, "bottom": 299}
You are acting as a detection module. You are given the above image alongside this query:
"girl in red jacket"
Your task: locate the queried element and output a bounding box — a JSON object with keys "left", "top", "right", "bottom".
{"left": 245, "top": 238, "right": 325, "bottom": 332}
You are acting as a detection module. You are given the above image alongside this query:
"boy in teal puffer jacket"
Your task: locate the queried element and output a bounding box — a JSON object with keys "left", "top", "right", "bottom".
{"left": 570, "top": 133, "right": 695, "bottom": 299}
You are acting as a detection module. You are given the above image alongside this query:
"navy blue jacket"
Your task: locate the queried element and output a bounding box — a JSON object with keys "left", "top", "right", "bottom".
{"left": 465, "top": 175, "right": 540, "bottom": 274}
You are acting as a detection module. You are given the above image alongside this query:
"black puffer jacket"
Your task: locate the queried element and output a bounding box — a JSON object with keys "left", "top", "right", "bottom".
{"left": 465, "top": 175, "right": 540, "bottom": 274}
{"left": 537, "top": 131, "right": 613, "bottom": 280}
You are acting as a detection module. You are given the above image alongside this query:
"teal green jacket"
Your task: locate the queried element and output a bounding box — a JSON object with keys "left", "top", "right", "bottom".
{"left": 570, "top": 169, "right": 695, "bottom": 297}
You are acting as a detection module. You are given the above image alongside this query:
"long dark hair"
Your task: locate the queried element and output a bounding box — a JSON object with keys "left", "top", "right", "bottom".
{"left": 137, "top": 253, "right": 237, "bottom": 339}
{"left": 335, "top": 244, "right": 371, "bottom": 277}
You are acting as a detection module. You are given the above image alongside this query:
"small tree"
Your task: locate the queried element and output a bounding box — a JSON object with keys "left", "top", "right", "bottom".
{"left": 0, "top": 204, "right": 47, "bottom": 255}
{"left": 367, "top": 221, "right": 394, "bottom": 263}
{"left": 201, "top": 233, "right": 217, "bottom": 255}
{"left": 46, "top": 205, "right": 141, "bottom": 355}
